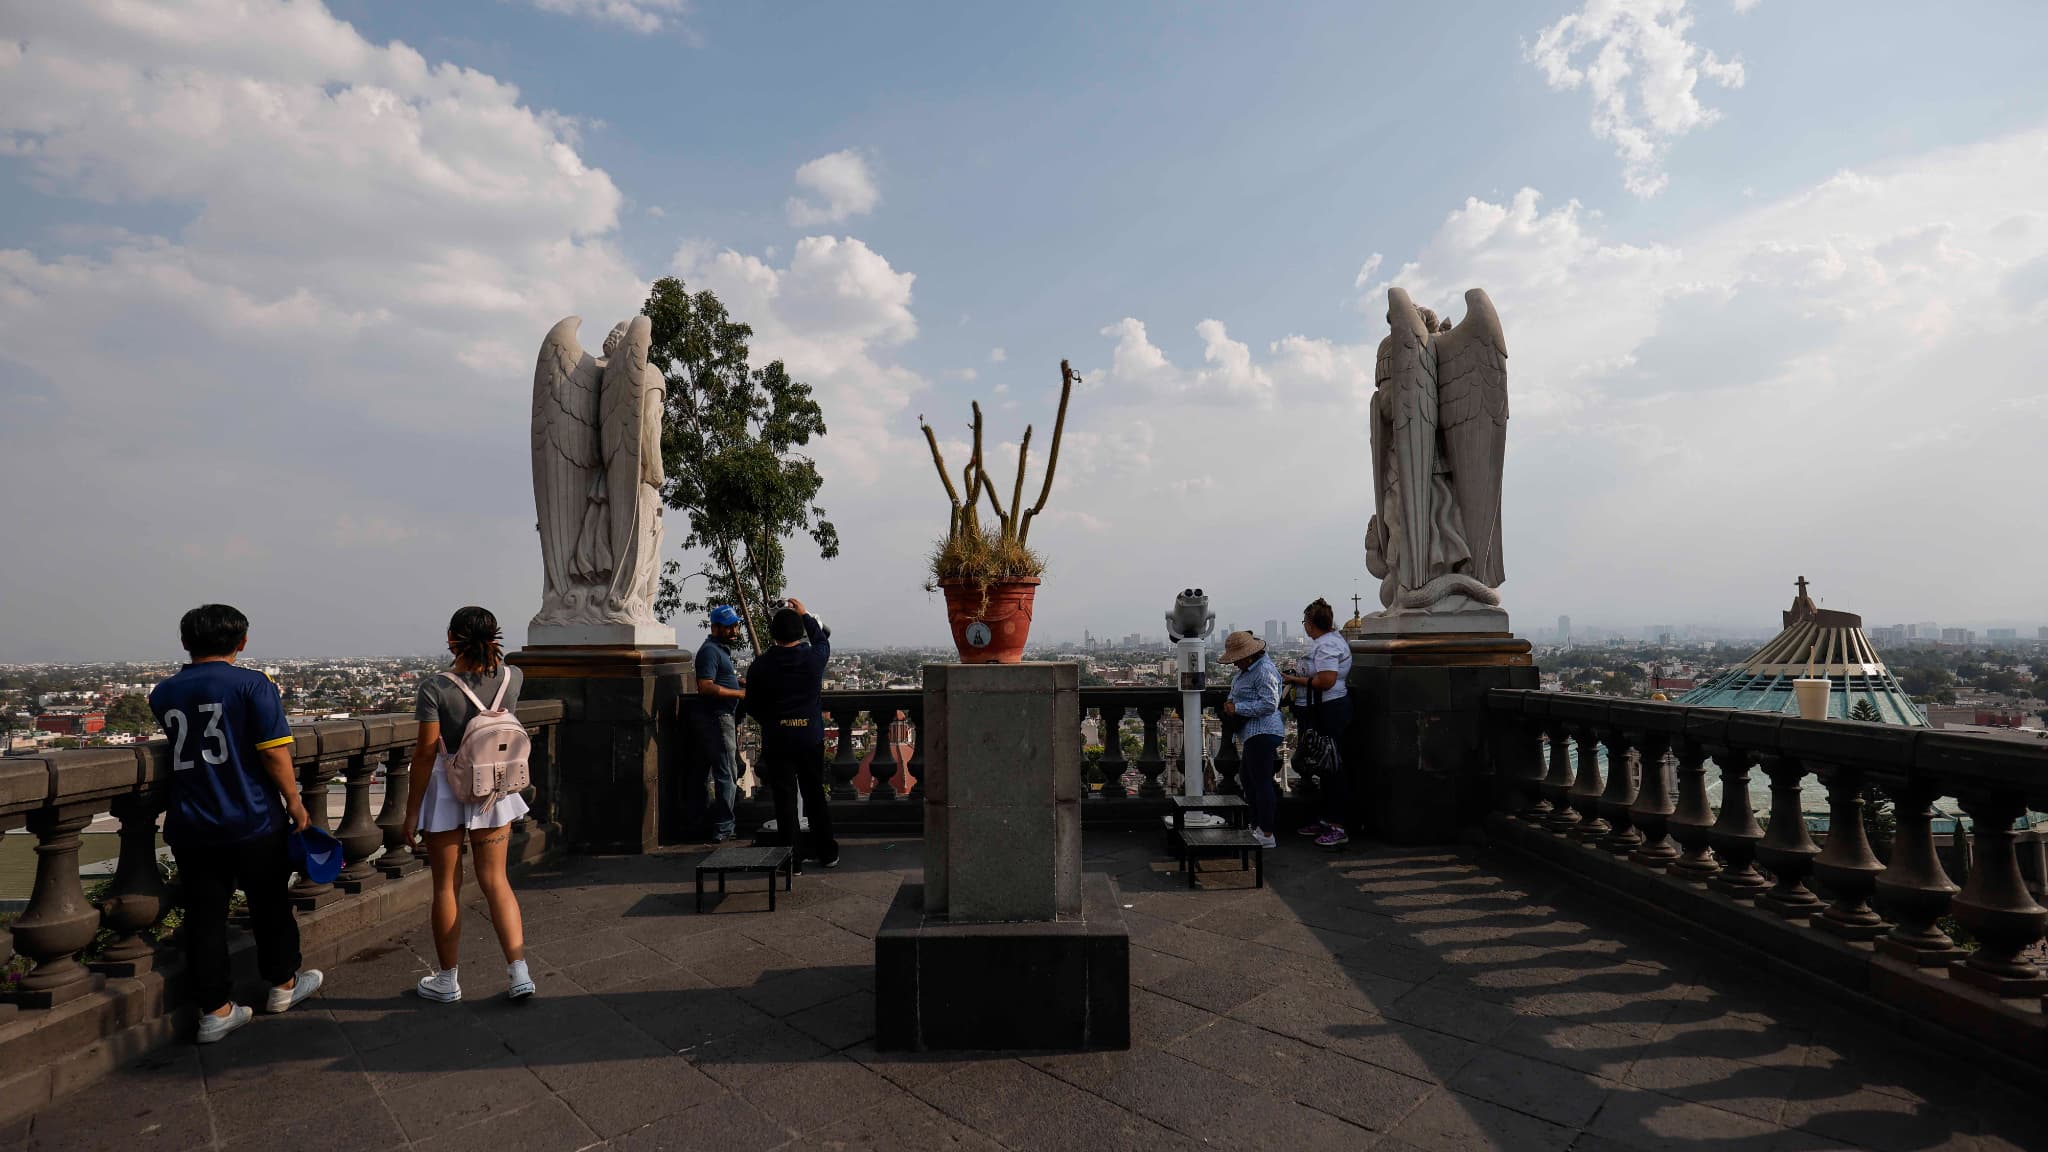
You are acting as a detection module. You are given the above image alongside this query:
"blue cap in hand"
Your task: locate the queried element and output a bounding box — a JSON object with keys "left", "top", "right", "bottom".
{"left": 288, "top": 826, "right": 344, "bottom": 886}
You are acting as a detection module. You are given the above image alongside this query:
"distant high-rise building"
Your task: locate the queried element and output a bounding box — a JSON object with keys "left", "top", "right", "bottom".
{"left": 1557, "top": 615, "right": 1572, "bottom": 646}
{"left": 1986, "top": 628, "right": 2018, "bottom": 645}
{"left": 1264, "top": 619, "right": 1280, "bottom": 648}
{"left": 1910, "top": 622, "right": 1939, "bottom": 642}
{"left": 2039, "top": 625, "right": 2048, "bottom": 644}
{"left": 1940, "top": 628, "right": 1975, "bottom": 646}
{"left": 1869, "top": 625, "right": 1907, "bottom": 648}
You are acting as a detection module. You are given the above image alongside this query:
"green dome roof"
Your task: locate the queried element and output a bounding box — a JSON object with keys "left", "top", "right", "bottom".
{"left": 1678, "top": 578, "right": 1928, "bottom": 726}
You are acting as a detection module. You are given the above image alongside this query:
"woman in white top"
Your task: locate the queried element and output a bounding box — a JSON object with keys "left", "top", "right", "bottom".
{"left": 1283, "top": 598, "right": 1355, "bottom": 848}
{"left": 400, "top": 606, "right": 534, "bottom": 1002}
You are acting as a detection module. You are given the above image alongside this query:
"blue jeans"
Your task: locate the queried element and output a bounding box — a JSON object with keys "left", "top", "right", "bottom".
{"left": 689, "top": 709, "right": 738, "bottom": 837}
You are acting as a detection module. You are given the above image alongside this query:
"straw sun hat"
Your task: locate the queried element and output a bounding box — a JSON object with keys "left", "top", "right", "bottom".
{"left": 1217, "top": 630, "right": 1266, "bottom": 665}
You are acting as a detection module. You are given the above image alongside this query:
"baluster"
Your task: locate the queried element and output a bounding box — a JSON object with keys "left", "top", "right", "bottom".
{"left": 91, "top": 791, "right": 169, "bottom": 977}
{"left": 376, "top": 747, "right": 425, "bottom": 878}
{"left": 1094, "top": 705, "right": 1128, "bottom": 798}
{"left": 905, "top": 704, "right": 926, "bottom": 798}
{"left": 1705, "top": 746, "right": 1769, "bottom": 897}
{"left": 3, "top": 806, "right": 102, "bottom": 1007}
{"left": 1874, "top": 782, "right": 1966, "bottom": 965}
{"left": 1135, "top": 704, "right": 1167, "bottom": 798}
{"left": 1595, "top": 726, "right": 1641, "bottom": 854}
{"left": 1540, "top": 721, "right": 1579, "bottom": 833}
{"left": 291, "top": 757, "right": 343, "bottom": 910}
{"left": 1948, "top": 789, "right": 2048, "bottom": 995}
{"left": 871, "top": 710, "right": 902, "bottom": 802}
{"left": 1512, "top": 714, "right": 1550, "bottom": 822}
{"left": 1667, "top": 739, "right": 1719, "bottom": 878}
{"left": 828, "top": 708, "right": 861, "bottom": 801}
{"left": 334, "top": 752, "right": 383, "bottom": 894}
{"left": 1755, "top": 754, "right": 1822, "bottom": 917}
{"left": 1810, "top": 763, "right": 1888, "bottom": 939}
{"left": 1214, "top": 705, "right": 1242, "bottom": 796}
{"left": 1566, "top": 724, "right": 1608, "bottom": 840}
{"left": 1627, "top": 732, "right": 1679, "bottom": 868}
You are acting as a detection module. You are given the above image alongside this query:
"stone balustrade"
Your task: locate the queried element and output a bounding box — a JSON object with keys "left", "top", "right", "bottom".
{"left": 0, "top": 701, "right": 564, "bottom": 1015}
{"left": 1486, "top": 689, "right": 2048, "bottom": 1065}
{"left": 731, "top": 686, "right": 1306, "bottom": 810}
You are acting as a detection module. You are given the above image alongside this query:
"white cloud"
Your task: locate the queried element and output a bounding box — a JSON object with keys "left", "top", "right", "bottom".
{"left": 674, "top": 235, "right": 920, "bottom": 485}
{"left": 785, "top": 149, "right": 880, "bottom": 227}
{"left": 0, "top": 0, "right": 644, "bottom": 657}
{"left": 1092, "top": 317, "right": 1276, "bottom": 405}
{"left": 1527, "top": 0, "right": 1746, "bottom": 197}
{"left": 526, "top": 0, "right": 689, "bottom": 35}
{"left": 1358, "top": 127, "right": 2048, "bottom": 626}
{"left": 989, "top": 346, "right": 1007, "bottom": 363}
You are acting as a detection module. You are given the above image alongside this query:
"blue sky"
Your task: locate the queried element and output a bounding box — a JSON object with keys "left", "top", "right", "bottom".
{"left": 5, "top": 0, "right": 2048, "bottom": 659}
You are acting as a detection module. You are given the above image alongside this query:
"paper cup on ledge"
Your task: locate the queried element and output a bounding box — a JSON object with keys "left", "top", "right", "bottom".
{"left": 1792, "top": 678, "right": 1831, "bottom": 721}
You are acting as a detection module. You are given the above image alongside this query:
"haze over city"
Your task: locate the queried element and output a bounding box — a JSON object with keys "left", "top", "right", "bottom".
{"left": 5, "top": 1, "right": 2048, "bottom": 659}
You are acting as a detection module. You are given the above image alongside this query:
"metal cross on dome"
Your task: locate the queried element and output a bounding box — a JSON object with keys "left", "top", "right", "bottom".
{"left": 1796, "top": 575, "right": 1810, "bottom": 599}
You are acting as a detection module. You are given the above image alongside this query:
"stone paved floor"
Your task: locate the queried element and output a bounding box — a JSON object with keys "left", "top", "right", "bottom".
{"left": 5, "top": 833, "right": 2039, "bottom": 1152}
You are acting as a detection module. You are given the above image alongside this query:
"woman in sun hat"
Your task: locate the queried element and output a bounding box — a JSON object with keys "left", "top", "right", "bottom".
{"left": 400, "top": 606, "right": 534, "bottom": 1003}
{"left": 1218, "top": 630, "right": 1282, "bottom": 848}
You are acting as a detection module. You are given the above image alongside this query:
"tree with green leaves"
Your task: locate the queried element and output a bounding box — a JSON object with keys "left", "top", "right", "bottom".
{"left": 104, "top": 694, "right": 156, "bottom": 735}
{"left": 1848, "top": 698, "right": 1882, "bottom": 722}
{"left": 640, "top": 277, "right": 838, "bottom": 652}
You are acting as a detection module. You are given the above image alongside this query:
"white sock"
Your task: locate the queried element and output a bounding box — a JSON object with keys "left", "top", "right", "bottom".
{"left": 508, "top": 959, "right": 530, "bottom": 984}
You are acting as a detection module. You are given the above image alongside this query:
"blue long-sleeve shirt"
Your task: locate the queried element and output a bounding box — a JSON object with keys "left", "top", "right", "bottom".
{"left": 1227, "top": 653, "right": 1284, "bottom": 741}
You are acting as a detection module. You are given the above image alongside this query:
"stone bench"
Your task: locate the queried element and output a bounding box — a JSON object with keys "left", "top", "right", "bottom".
{"left": 695, "top": 845, "right": 794, "bottom": 912}
{"left": 1179, "top": 827, "right": 1263, "bottom": 889}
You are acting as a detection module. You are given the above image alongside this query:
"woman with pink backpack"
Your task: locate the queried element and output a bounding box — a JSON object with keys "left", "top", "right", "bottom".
{"left": 400, "top": 606, "right": 535, "bottom": 1002}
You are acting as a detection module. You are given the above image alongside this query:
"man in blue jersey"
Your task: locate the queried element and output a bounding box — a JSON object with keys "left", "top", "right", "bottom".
{"left": 149, "top": 604, "right": 322, "bottom": 1044}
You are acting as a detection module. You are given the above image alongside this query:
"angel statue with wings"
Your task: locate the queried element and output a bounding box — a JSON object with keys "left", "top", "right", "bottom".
{"left": 528, "top": 313, "right": 672, "bottom": 642}
{"left": 1362, "top": 287, "right": 1509, "bottom": 626}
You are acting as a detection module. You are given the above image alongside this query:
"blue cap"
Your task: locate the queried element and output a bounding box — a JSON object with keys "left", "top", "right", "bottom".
{"left": 287, "top": 827, "right": 344, "bottom": 886}
{"left": 709, "top": 605, "right": 742, "bottom": 627}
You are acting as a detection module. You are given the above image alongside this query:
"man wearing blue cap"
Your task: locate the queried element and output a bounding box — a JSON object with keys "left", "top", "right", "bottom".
{"left": 149, "top": 604, "right": 323, "bottom": 1044}
{"left": 689, "top": 605, "right": 748, "bottom": 842}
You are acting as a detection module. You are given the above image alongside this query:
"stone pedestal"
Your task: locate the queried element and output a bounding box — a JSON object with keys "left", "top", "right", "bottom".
{"left": 876, "top": 662, "right": 1129, "bottom": 1051}
{"left": 508, "top": 645, "right": 689, "bottom": 854}
{"left": 1347, "top": 632, "right": 1539, "bottom": 845}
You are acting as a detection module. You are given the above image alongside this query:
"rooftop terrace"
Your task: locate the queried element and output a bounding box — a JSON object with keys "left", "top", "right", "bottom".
{"left": 8, "top": 830, "right": 2036, "bottom": 1152}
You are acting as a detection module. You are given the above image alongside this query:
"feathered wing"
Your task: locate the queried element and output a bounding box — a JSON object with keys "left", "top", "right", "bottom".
{"left": 1435, "top": 288, "right": 1509, "bottom": 588}
{"left": 602, "top": 316, "right": 655, "bottom": 611}
{"left": 1384, "top": 288, "right": 1440, "bottom": 593}
{"left": 531, "top": 317, "right": 603, "bottom": 614}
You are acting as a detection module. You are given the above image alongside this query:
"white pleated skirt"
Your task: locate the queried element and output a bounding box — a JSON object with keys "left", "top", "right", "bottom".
{"left": 417, "top": 752, "right": 530, "bottom": 834}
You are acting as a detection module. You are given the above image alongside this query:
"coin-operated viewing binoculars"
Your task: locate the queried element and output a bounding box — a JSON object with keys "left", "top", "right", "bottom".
{"left": 1165, "top": 589, "right": 1216, "bottom": 799}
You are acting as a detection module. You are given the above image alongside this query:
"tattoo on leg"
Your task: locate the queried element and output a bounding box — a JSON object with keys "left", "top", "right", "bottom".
{"left": 472, "top": 827, "right": 510, "bottom": 846}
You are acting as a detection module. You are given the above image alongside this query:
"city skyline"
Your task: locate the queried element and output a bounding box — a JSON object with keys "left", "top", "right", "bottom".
{"left": 6, "top": 2, "right": 2048, "bottom": 659}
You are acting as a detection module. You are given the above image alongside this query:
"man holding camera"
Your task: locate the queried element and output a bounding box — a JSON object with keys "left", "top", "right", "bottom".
{"left": 742, "top": 597, "right": 839, "bottom": 870}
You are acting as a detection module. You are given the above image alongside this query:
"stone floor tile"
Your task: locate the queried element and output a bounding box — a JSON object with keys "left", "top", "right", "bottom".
{"left": 1781, "top": 1080, "right": 1983, "bottom": 1152}
{"left": 1624, "top": 1050, "right": 1798, "bottom": 1125}
{"left": 1160, "top": 1015, "right": 1435, "bottom": 1132}
{"left": 220, "top": 1088, "right": 409, "bottom": 1152}
{"left": 733, "top": 965, "right": 860, "bottom": 1018}
{"left": 526, "top": 927, "right": 645, "bottom": 972}
{"left": 1492, "top": 1014, "right": 1648, "bottom": 1080}
{"left": 1385, "top": 1087, "right": 1577, "bottom": 1152}
{"left": 1653, "top": 1002, "right": 1815, "bottom": 1068}
{"left": 607, "top": 1093, "right": 792, "bottom": 1152}
{"left": 193, "top": 1010, "right": 358, "bottom": 1090}
{"left": 682, "top": 1018, "right": 835, "bottom": 1089}
{"left": 1381, "top": 984, "right": 1521, "bottom": 1045}
{"left": 382, "top": 1056, "right": 555, "bottom": 1144}
{"left": 783, "top": 990, "right": 876, "bottom": 1050}
{"left": 1584, "top": 1089, "right": 1789, "bottom": 1152}
{"left": 630, "top": 988, "right": 780, "bottom": 1053}
{"left": 913, "top": 1058, "right": 1208, "bottom": 1152}
{"left": 776, "top": 1097, "right": 1011, "bottom": 1152}
{"left": 1145, "top": 953, "right": 1277, "bottom": 1015}
{"left": 412, "top": 1095, "right": 601, "bottom": 1152}
{"left": 1447, "top": 1046, "right": 1619, "bottom": 1129}
{"left": 556, "top": 941, "right": 679, "bottom": 993}
{"left": 740, "top": 1054, "right": 906, "bottom": 1134}
{"left": 206, "top": 1060, "right": 380, "bottom": 1140}
{"left": 527, "top": 1028, "right": 723, "bottom": 1136}
{"left": 355, "top": 1015, "right": 513, "bottom": 1091}
{"left": 14, "top": 1097, "right": 213, "bottom": 1152}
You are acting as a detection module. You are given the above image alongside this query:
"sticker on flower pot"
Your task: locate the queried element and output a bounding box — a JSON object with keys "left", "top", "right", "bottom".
{"left": 965, "top": 621, "right": 992, "bottom": 648}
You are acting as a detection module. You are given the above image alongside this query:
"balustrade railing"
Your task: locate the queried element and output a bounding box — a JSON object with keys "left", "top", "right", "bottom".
{"left": 0, "top": 701, "right": 563, "bottom": 1012}
{"left": 1489, "top": 690, "right": 2048, "bottom": 1008}
{"left": 729, "top": 685, "right": 1311, "bottom": 805}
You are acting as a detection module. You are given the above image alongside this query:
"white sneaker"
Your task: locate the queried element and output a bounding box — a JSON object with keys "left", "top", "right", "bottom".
{"left": 196, "top": 1004, "right": 253, "bottom": 1044}
{"left": 507, "top": 960, "right": 535, "bottom": 1002}
{"left": 416, "top": 969, "right": 462, "bottom": 1002}
{"left": 265, "top": 969, "right": 323, "bottom": 1014}
{"left": 1253, "top": 830, "right": 1278, "bottom": 849}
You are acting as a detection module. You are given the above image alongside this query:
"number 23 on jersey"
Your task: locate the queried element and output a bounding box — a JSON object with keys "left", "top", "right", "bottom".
{"left": 164, "top": 703, "right": 229, "bottom": 771}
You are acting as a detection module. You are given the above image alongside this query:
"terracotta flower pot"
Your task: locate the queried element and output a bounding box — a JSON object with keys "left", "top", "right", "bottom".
{"left": 939, "top": 577, "right": 1039, "bottom": 664}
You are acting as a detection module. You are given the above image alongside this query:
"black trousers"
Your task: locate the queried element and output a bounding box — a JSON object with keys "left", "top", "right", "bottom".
{"left": 1294, "top": 693, "right": 1355, "bottom": 826}
{"left": 759, "top": 731, "right": 837, "bottom": 864}
{"left": 172, "top": 830, "right": 301, "bottom": 1014}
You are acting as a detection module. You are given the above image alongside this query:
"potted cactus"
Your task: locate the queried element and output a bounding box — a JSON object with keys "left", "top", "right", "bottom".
{"left": 920, "top": 360, "right": 1076, "bottom": 663}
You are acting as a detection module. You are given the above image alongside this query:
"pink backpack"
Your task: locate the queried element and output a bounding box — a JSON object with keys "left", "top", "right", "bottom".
{"left": 438, "top": 672, "right": 531, "bottom": 803}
